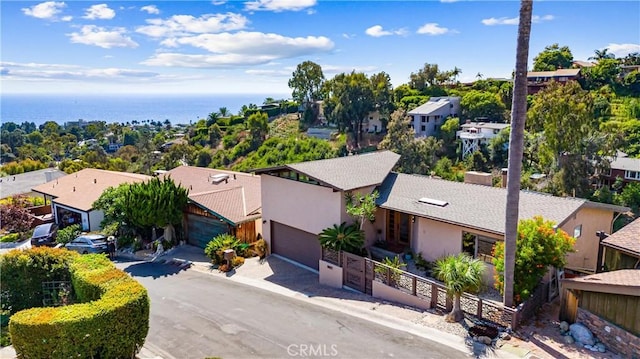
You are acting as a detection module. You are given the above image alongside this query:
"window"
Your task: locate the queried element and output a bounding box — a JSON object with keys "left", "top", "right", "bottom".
{"left": 573, "top": 225, "right": 582, "bottom": 238}
{"left": 625, "top": 170, "right": 640, "bottom": 180}
{"left": 462, "top": 232, "right": 497, "bottom": 264}
{"left": 421, "top": 115, "right": 426, "bottom": 122}
{"left": 420, "top": 125, "right": 426, "bottom": 132}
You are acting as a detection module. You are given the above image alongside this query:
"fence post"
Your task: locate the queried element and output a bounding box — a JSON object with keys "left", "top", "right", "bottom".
{"left": 412, "top": 276, "right": 417, "bottom": 296}
{"left": 511, "top": 310, "right": 519, "bottom": 330}
{"left": 431, "top": 284, "right": 438, "bottom": 308}
{"left": 477, "top": 298, "right": 483, "bottom": 317}
{"left": 386, "top": 267, "right": 391, "bottom": 286}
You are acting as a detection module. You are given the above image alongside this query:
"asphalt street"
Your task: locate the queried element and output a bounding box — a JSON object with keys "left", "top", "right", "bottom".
{"left": 117, "top": 260, "right": 468, "bottom": 359}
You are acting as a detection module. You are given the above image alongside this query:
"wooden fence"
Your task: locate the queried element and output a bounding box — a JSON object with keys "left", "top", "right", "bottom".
{"left": 322, "top": 248, "right": 547, "bottom": 329}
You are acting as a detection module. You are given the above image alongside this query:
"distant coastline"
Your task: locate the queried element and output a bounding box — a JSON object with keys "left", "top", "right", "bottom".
{"left": 0, "top": 93, "right": 285, "bottom": 126}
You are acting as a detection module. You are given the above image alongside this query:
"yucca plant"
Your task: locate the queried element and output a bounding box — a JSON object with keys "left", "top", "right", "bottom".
{"left": 318, "top": 222, "right": 364, "bottom": 254}
{"left": 433, "top": 253, "right": 486, "bottom": 322}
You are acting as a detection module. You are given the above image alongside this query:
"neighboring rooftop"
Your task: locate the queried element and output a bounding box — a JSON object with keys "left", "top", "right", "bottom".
{"left": 602, "top": 217, "right": 640, "bottom": 257}
{"left": 527, "top": 68, "right": 581, "bottom": 78}
{"left": 408, "top": 97, "right": 458, "bottom": 115}
{"left": 460, "top": 122, "right": 510, "bottom": 130}
{"left": 377, "top": 173, "right": 627, "bottom": 236}
{"left": 255, "top": 151, "right": 401, "bottom": 192}
{"left": 164, "top": 166, "right": 261, "bottom": 224}
{"left": 1, "top": 168, "right": 66, "bottom": 199}
{"left": 572, "top": 60, "right": 595, "bottom": 68}
{"left": 609, "top": 156, "right": 640, "bottom": 172}
{"left": 561, "top": 269, "right": 640, "bottom": 296}
{"left": 31, "top": 168, "right": 151, "bottom": 211}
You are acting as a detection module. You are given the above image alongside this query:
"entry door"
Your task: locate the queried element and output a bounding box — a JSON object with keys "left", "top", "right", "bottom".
{"left": 386, "top": 210, "right": 411, "bottom": 252}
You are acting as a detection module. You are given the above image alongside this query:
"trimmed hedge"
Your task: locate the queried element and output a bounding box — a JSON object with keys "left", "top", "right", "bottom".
{"left": 6, "top": 249, "right": 149, "bottom": 358}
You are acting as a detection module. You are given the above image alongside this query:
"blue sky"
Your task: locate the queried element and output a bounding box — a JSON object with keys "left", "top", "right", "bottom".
{"left": 1, "top": 0, "right": 639, "bottom": 95}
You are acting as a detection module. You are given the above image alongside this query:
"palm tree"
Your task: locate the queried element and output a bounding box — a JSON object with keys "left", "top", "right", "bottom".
{"left": 589, "top": 48, "right": 615, "bottom": 61}
{"left": 218, "top": 107, "right": 229, "bottom": 117}
{"left": 503, "top": 0, "right": 533, "bottom": 307}
{"left": 433, "top": 253, "right": 486, "bottom": 322}
{"left": 318, "top": 222, "right": 364, "bottom": 254}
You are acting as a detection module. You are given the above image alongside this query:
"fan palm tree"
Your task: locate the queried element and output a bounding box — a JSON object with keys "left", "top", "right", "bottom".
{"left": 504, "top": 0, "right": 533, "bottom": 307}
{"left": 589, "top": 48, "right": 615, "bottom": 61}
{"left": 433, "top": 253, "right": 486, "bottom": 322}
{"left": 318, "top": 222, "right": 364, "bottom": 254}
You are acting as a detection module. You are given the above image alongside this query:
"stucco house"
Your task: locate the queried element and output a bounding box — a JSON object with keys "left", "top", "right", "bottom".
{"left": 600, "top": 153, "right": 640, "bottom": 189}
{"left": 407, "top": 97, "right": 460, "bottom": 138}
{"left": 363, "top": 110, "right": 384, "bottom": 134}
{"left": 31, "top": 168, "right": 151, "bottom": 232}
{"left": 256, "top": 151, "right": 628, "bottom": 280}
{"left": 163, "top": 166, "right": 262, "bottom": 248}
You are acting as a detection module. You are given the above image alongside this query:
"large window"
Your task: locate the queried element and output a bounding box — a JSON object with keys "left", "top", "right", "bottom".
{"left": 462, "top": 232, "right": 497, "bottom": 264}
{"left": 625, "top": 170, "right": 640, "bottom": 180}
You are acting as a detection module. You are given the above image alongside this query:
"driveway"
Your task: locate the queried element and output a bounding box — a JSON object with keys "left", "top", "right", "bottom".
{"left": 118, "top": 260, "right": 468, "bottom": 359}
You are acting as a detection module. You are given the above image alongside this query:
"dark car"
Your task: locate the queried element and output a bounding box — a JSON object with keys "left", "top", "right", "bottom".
{"left": 30, "top": 223, "right": 59, "bottom": 247}
{"left": 65, "top": 234, "right": 108, "bottom": 254}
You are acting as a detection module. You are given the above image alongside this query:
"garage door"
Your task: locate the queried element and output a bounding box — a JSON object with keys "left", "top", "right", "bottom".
{"left": 271, "top": 221, "right": 321, "bottom": 270}
{"left": 187, "top": 214, "right": 229, "bottom": 248}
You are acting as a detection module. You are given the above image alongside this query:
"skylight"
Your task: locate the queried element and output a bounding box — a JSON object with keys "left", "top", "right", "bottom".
{"left": 211, "top": 174, "right": 229, "bottom": 184}
{"left": 419, "top": 197, "right": 448, "bottom": 207}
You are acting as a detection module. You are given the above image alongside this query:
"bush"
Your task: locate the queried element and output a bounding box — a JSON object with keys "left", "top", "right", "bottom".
{"left": 252, "top": 239, "right": 268, "bottom": 258}
{"left": 8, "top": 250, "right": 149, "bottom": 359}
{"left": 231, "top": 256, "right": 245, "bottom": 267}
{"left": 204, "top": 233, "right": 246, "bottom": 264}
{"left": 0, "top": 233, "right": 20, "bottom": 243}
{"left": 56, "top": 224, "right": 82, "bottom": 244}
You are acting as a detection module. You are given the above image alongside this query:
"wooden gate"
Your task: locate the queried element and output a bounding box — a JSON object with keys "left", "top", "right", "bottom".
{"left": 342, "top": 252, "right": 366, "bottom": 292}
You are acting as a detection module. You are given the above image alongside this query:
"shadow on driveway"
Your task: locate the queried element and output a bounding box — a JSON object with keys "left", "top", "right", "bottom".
{"left": 124, "top": 261, "right": 189, "bottom": 279}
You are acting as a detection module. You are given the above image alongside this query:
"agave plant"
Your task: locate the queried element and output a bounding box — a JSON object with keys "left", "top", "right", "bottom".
{"left": 318, "top": 222, "right": 364, "bottom": 254}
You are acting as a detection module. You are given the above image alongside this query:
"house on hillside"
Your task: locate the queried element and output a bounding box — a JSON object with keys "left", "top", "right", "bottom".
{"left": 571, "top": 60, "right": 595, "bottom": 68}
{"left": 456, "top": 121, "right": 510, "bottom": 158}
{"left": 526, "top": 68, "right": 581, "bottom": 94}
{"left": 255, "top": 151, "right": 628, "bottom": 279}
{"left": 600, "top": 217, "right": 640, "bottom": 271}
{"left": 407, "top": 97, "right": 460, "bottom": 138}
{"left": 163, "top": 166, "right": 262, "bottom": 248}
{"left": 599, "top": 153, "right": 640, "bottom": 189}
{"left": 363, "top": 110, "right": 384, "bottom": 134}
{"left": 620, "top": 64, "right": 640, "bottom": 77}
{"left": 255, "top": 151, "right": 400, "bottom": 270}
{"left": 31, "top": 168, "right": 151, "bottom": 231}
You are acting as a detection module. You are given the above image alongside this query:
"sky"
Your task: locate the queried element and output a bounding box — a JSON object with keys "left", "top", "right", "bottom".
{"left": 1, "top": 0, "right": 639, "bottom": 96}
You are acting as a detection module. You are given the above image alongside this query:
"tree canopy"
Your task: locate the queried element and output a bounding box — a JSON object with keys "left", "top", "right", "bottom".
{"left": 288, "top": 61, "right": 325, "bottom": 108}
{"left": 533, "top": 43, "right": 574, "bottom": 71}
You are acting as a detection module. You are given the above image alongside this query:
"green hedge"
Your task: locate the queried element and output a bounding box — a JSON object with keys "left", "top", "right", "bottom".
{"left": 7, "top": 249, "right": 149, "bottom": 358}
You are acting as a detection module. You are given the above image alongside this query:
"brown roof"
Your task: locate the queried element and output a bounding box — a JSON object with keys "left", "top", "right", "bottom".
{"left": 602, "top": 218, "right": 640, "bottom": 257}
{"left": 31, "top": 168, "right": 151, "bottom": 212}
{"left": 561, "top": 269, "right": 640, "bottom": 296}
{"left": 527, "top": 68, "right": 581, "bottom": 78}
{"left": 164, "top": 166, "right": 261, "bottom": 224}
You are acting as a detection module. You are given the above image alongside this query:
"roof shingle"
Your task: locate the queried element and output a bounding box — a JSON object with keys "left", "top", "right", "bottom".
{"left": 602, "top": 218, "right": 640, "bottom": 257}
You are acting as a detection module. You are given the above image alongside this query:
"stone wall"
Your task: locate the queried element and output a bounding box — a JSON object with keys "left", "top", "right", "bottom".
{"left": 577, "top": 308, "right": 640, "bottom": 358}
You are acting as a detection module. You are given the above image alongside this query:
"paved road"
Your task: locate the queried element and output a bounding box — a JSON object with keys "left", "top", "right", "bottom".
{"left": 118, "top": 260, "right": 467, "bottom": 359}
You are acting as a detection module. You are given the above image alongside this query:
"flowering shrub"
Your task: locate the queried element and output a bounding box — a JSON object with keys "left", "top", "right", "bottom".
{"left": 493, "top": 216, "right": 575, "bottom": 304}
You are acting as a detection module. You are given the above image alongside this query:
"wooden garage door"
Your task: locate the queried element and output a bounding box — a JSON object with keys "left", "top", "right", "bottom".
{"left": 187, "top": 214, "right": 229, "bottom": 248}
{"left": 271, "top": 221, "right": 321, "bottom": 270}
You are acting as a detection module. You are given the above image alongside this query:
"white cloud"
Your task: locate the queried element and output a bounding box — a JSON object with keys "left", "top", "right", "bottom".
{"left": 245, "top": 69, "right": 290, "bottom": 76}
{"left": 141, "top": 5, "right": 160, "bottom": 15}
{"left": 416, "top": 23, "right": 453, "bottom": 35}
{"left": 143, "top": 32, "right": 334, "bottom": 68}
{"left": 212, "top": 0, "right": 227, "bottom": 5}
{"left": 0, "top": 61, "right": 160, "bottom": 80}
{"left": 342, "top": 33, "right": 355, "bottom": 39}
{"left": 83, "top": 4, "right": 116, "bottom": 20}
{"left": 244, "top": 0, "right": 316, "bottom": 12}
{"left": 68, "top": 25, "right": 139, "bottom": 49}
{"left": 482, "top": 14, "right": 554, "bottom": 26}
{"left": 320, "top": 64, "right": 378, "bottom": 75}
{"left": 606, "top": 43, "right": 640, "bottom": 57}
{"left": 136, "top": 13, "right": 248, "bottom": 38}
{"left": 365, "top": 25, "right": 406, "bottom": 37}
{"left": 22, "top": 1, "right": 71, "bottom": 21}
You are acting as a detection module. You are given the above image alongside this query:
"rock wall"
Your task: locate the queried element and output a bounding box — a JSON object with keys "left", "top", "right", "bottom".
{"left": 577, "top": 308, "right": 640, "bottom": 358}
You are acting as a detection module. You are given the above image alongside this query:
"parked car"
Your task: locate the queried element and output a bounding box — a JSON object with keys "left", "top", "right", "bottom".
{"left": 30, "top": 223, "right": 58, "bottom": 247}
{"left": 65, "top": 234, "right": 108, "bottom": 254}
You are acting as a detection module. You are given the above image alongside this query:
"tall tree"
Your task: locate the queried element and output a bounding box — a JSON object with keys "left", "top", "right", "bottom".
{"left": 504, "top": 0, "right": 533, "bottom": 308}
{"left": 588, "top": 48, "right": 615, "bottom": 61}
{"left": 533, "top": 43, "right": 573, "bottom": 71}
{"left": 460, "top": 90, "right": 507, "bottom": 122}
{"left": 370, "top": 71, "right": 395, "bottom": 121}
{"left": 288, "top": 61, "right": 325, "bottom": 111}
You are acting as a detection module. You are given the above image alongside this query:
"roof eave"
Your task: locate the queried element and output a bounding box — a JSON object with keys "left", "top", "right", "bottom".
{"left": 561, "top": 279, "right": 640, "bottom": 297}
{"left": 187, "top": 199, "right": 236, "bottom": 226}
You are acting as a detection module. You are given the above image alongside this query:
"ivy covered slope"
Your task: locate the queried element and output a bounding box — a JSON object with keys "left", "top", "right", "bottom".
{"left": 4, "top": 248, "right": 149, "bottom": 358}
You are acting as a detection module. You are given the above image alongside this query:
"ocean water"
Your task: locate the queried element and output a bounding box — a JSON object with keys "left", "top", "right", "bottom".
{"left": 0, "top": 94, "right": 280, "bottom": 126}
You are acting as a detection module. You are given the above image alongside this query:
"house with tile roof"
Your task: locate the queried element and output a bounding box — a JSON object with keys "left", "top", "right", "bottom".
{"left": 255, "top": 151, "right": 628, "bottom": 279}
{"left": 163, "top": 166, "right": 262, "bottom": 248}
{"left": 407, "top": 97, "right": 460, "bottom": 138}
{"left": 31, "top": 168, "right": 151, "bottom": 232}
{"left": 601, "top": 217, "right": 640, "bottom": 271}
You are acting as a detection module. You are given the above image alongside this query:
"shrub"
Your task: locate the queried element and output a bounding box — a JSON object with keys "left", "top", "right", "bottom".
{"left": 0, "top": 233, "right": 20, "bottom": 243}
{"left": 8, "top": 251, "right": 149, "bottom": 359}
{"left": 56, "top": 224, "right": 82, "bottom": 244}
{"left": 204, "top": 233, "right": 244, "bottom": 264}
{"left": 231, "top": 256, "right": 245, "bottom": 267}
{"left": 252, "top": 239, "right": 268, "bottom": 258}
{"left": 318, "top": 222, "right": 364, "bottom": 254}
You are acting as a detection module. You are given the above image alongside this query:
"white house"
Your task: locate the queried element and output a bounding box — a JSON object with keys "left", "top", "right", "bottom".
{"left": 408, "top": 97, "right": 460, "bottom": 138}
{"left": 457, "top": 121, "right": 510, "bottom": 158}
{"left": 363, "top": 111, "right": 383, "bottom": 133}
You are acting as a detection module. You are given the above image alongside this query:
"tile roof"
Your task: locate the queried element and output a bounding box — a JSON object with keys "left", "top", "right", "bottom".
{"left": 164, "top": 166, "right": 261, "bottom": 224}
{"left": 377, "top": 173, "right": 593, "bottom": 235}
{"left": 1, "top": 168, "right": 67, "bottom": 199}
{"left": 285, "top": 150, "right": 400, "bottom": 191}
{"left": 602, "top": 218, "right": 640, "bottom": 257}
{"left": 610, "top": 156, "right": 640, "bottom": 172}
{"left": 31, "top": 168, "right": 151, "bottom": 212}
{"left": 407, "top": 97, "right": 455, "bottom": 115}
